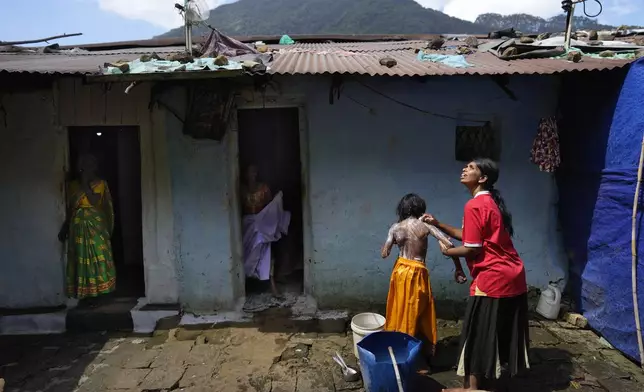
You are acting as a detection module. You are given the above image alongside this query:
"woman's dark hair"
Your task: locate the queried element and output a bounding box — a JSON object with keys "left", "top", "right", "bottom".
{"left": 472, "top": 158, "right": 514, "bottom": 237}
{"left": 77, "top": 153, "right": 98, "bottom": 177}
{"left": 396, "top": 193, "right": 426, "bottom": 222}
{"left": 243, "top": 164, "right": 258, "bottom": 179}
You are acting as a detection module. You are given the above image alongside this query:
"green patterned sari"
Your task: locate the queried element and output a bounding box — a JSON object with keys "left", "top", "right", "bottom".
{"left": 66, "top": 179, "right": 116, "bottom": 299}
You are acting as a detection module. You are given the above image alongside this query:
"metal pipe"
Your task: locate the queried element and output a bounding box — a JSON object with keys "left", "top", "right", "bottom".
{"left": 184, "top": 20, "right": 190, "bottom": 53}
{"left": 187, "top": 26, "right": 193, "bottom": 56}
{"left": 564, "top": 3, "right": 576, "bottom": 51}
{"left": 183, "top": 0, "right": 192, "bottom": 54}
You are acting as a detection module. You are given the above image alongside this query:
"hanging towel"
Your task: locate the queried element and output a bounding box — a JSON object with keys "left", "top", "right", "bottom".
{"left": 242, "top": 191, "right": 291, "bottom": 281}
{"left": 530, "top": 116, "right": 561, "bottom": 173}
{"left": 416, "top": 51, "right": 473, "bottom": 68}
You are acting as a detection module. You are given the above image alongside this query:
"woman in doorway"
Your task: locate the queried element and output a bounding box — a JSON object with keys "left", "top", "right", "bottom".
{"left": 423, "top": 158, "right": 529, "bottom": 392}
{"left": 241, "top": 164, "right": 290, "bottom": 298}
{"left": 59, "top": 154, "right": 116, "bottom": 302}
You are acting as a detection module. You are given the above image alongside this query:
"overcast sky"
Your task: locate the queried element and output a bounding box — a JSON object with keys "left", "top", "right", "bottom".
{"left": 1, "top": 0, "right": 642, "bottom": 45}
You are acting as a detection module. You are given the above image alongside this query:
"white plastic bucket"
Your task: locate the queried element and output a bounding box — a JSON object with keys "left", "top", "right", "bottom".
{"left": 350, "top": 312, "right": 386, "bottom": 358}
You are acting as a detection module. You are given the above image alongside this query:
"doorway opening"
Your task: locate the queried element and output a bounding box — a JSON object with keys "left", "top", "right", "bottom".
{"left": 237, "top": 108, "right": 304, "bottom": 306}
{"left": 68, "top": 126, "right": 145, "bottom": 303}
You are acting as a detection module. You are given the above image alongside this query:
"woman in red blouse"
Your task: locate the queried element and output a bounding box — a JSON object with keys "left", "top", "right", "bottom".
{"left": 423, "top": 158, "right": 529, "bottom": 392}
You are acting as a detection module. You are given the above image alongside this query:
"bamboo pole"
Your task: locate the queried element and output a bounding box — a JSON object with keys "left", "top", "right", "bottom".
{"left": 0, "top": 33, "right": 82, "bottom": 46}
{"left": 631, "top": 134, "right": 644, "bottom": 368}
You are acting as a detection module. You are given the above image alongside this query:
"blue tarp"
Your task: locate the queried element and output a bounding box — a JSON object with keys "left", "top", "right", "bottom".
{"left": 583, "top": 57, "right": 644, "bottom": 362}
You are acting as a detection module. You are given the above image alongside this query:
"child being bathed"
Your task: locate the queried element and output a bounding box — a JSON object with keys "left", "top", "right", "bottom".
{"left": 381, "top": 193, "right": 467, "bottom": 359}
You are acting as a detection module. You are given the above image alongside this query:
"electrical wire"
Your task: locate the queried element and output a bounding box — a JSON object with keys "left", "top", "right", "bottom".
{"left": 355, "top": 80, "right": 458, "bottom": 120}
{"left": 354, "top": 79, "right": 488, "bottom": 123}
{"left": 563, "top": 1, "right": 603, "bottom": 18}
{"left": 337, "top": 82, "right": 375, "bottom": 113}
{"left": 583, "top": 0, "right": 603, "bottom": 18}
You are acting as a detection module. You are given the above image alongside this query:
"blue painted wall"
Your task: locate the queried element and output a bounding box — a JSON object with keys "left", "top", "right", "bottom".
{"left": 162, "top": 89, "right": 237, "bottom": 312}
{"left": 165, "top": 74, "right": 568, "bottom": 311}
{"left": 298, "top": 75, "right": 567, "bottom": 308}
{"left": 0, "top": 90, "right": 66, "bottom": 308}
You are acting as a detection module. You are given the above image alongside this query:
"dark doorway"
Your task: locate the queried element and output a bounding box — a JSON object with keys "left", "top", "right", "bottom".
{"left": 237, "top": 108, "right": 304, "bottom": 296}
{"left": 68, "top": 126, "right": 144, "bottom": 299}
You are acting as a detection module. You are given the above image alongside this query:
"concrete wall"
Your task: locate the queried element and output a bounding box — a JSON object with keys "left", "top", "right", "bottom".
{"left": 0, "top": 89, "right": 67, "bottom": 308}
{"left": 165, "top": 74, "right": 568, "bottom": 312}
{"left": 294, "top": 75, "right": 567, "bottom": 308}
{"left": 161, "top": 89, "right": 239, "bottom": 312}
{"left": 0, "top": 73, "right": 568, "bottom": 313}
{"left": 56, "top": 78, "right": 178, "bottom": 305}
{"left": 0, "top": 78, "right": 179, "bottom": 310}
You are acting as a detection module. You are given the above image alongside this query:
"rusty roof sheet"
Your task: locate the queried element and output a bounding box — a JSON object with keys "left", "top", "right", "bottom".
{"left": 0, "top": 53, "right": 130, "bottom": 74}
{"left": 53, "top": 34, "right": 451, "bottom": 51}
{"left": 0, "top": 41, "right": 636, "bottom": 77}
{"left": 0, "top": 47, "right": 184, "bottom": 74}
{"left": 266, "top": 40, "right": 430, "bottom": 52}
{"left": 269, "top": 49, "right": 633, "bottom": 76}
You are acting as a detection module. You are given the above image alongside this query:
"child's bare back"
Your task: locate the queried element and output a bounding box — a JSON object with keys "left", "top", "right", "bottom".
{"left": 391, "top": 218, "right": 430, "bottom": 261}
{"left": 382, "top": 218, "right": 455, "bottom": 261}
{"left": 381, "top": 193, "right": 466, "bottom": 284}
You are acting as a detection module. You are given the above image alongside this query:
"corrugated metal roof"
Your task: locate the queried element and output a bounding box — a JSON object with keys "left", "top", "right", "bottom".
{"left": 0, "top": 41, "right": 636, "bottom": 77}
{"left": 266, "top": 40, "right": 430, "bottom": 52}
{"left": 269, "top": 49, "right": 633, "bottom": 76}
{"left": 55, "top": 34, "right": 451, "bottom": 51}
{"left": 0, "top": 47, "right": 184, "bottom": 74}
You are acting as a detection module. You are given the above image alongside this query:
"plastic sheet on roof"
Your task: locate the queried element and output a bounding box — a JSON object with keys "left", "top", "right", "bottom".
{"left": 103, "top": 57, "right": 243, "bottom": 75}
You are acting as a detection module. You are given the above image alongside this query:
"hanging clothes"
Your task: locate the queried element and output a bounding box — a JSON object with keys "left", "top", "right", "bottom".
{"left": 242, "top": 191, "right": 291, "bottom": 281}
{"left": 530, "top": 116, "right": 561, "bottom": 173}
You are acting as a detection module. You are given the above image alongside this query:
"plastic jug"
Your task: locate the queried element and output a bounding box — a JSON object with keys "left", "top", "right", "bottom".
{"left": 536, "top": 284, "right": 562, "bottom": 320}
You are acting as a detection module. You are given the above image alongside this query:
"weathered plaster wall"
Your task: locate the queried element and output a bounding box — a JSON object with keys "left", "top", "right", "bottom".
{"left": 164, "top": 74, "right": 568, "bottom": 312}
{"left": 0, "top": 74, "right": 569, "bottom": 313}
{"left": 161, "top": 88, "right": 238, "bottom": 312}
{"left": 274, "top": 75, "right": 567, "bottom": 309}
{"left": 0, "top": 78, "right": 179, "bottom": 309}
{"left": 56, "top": 78, "right": 178, "bottom": 305}
{"left": 0, "top": 89, "right": 67, "bottom": 308}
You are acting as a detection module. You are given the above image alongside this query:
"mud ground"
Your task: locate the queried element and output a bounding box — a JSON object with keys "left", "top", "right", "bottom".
{"left": 1, "top": 318, "right": 642, "bottom": 392}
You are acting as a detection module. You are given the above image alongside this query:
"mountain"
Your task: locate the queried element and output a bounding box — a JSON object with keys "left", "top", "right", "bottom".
{"left": 159, "top": 0, "right": 632, "bottom": 39}
{"left": 475, "top": 13, "right": 615, "bottom": 34}
{"left": 158, "top": 0, "right": 487, "bottom": 38}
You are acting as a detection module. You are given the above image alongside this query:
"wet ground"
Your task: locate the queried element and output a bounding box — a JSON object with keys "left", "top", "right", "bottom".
{"left": 0, "top": 317, "right": 642, "bottom": 392}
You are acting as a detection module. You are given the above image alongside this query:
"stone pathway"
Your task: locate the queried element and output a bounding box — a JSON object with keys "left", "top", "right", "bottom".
{"left": 0, "top": 317, "right": 642, "bottom": 392}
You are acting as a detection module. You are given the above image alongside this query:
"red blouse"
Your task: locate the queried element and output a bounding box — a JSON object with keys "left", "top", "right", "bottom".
{"left": 462, "top": 191, "right": 527, "bottom": 298}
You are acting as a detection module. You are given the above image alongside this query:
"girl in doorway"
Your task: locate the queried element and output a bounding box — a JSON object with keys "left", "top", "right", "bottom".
{"left": 423, "top": 158, "right": 530, "bottom": 392}
{"left": 59, "top": 154, "right": 116, "bottom": 302}
{"left": 241, "top": 164, "right": 290, "bottom": 298}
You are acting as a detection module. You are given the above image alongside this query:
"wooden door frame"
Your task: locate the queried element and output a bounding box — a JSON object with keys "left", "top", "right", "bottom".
{"left": 55, "top": 79, "right": 178, "bottom": 305}
{"left": 227, "top": 95, "right": 313, "bottom": 300}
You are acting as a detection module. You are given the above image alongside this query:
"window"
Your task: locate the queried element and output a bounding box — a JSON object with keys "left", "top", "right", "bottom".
{"left": 454, "top": 119, "right": 501, "bottom": 162}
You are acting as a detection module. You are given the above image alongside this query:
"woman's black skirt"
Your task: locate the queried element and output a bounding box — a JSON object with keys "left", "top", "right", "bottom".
{"left": 456, "top": 293, "right": 530, "bottom": 380}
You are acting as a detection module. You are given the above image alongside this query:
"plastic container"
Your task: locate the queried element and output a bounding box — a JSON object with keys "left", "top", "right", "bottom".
{"left": 357, "top": 331, "right": 422, "bottom": 392}
{"left": 536, "top": 283, "right": 562, "bottom": 320}
{"left": 350, "top": 313, "right": 386, "bottom": 358}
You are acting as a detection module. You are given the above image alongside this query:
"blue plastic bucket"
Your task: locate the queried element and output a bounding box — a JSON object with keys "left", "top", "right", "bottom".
{"left": 356, "top": 331, "right": 422, "bottom": 392}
